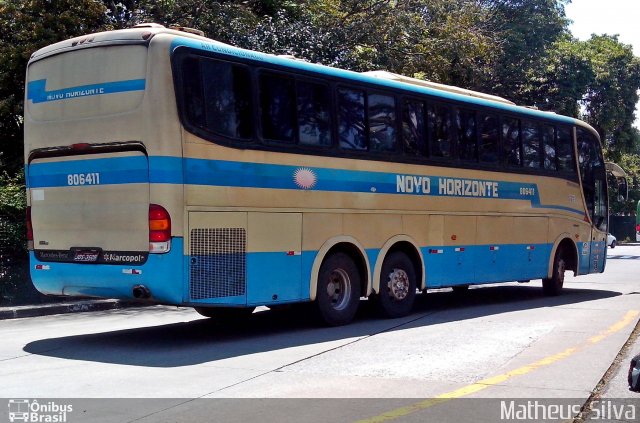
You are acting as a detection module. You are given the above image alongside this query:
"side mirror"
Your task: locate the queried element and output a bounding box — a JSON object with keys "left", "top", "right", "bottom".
{"left": 618, "top": 178, "right": 628, "bottom": 201}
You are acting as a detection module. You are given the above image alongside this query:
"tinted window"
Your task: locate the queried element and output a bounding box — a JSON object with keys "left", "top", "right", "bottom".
{"left": 457, "top": 109, "right": 477, "bottom": 161}
{"left": 402, "top": 100, "right": 427, "bottom": 157}
{"left": 542, "top": 125, "right": 557, "bottom": 170}
{"left": 183, "top": 57, "right": 253, "bottom": 139}
{"left": 578, "top": 128, "right": 606, "bottom": 229}
{"left": 557, "top": 127, "right": 575, "bottom": 173}
{"left": 297, "top": 80, "right": 332, "bottom": 147}
{"left": 338, "top": 88, "right": 366, "bottom": 150}
{"left": 369, "top": 94, "right": 397, "bottom": 153}
{"left": 479, "top": 114, "right": 499, "bottom": 164}
{"left": 429, "top": 105, "right": 452, "bottom": 158}
{"left": 260, "top": 72, "right": 295, "bottom": 142}
{"left": 182, "top": 57, "right": 204, "bottom": 128}
{"left": 502, "top": 118, "right": 521, "bottom": 166}
{"left": 522, "top": 120, "right": 540, "bottom": 168}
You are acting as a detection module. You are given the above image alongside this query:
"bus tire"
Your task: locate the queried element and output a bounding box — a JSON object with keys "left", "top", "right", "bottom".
{"left": 194, "top": 306, "right": 255, "bottom": 320}
{"left": 542, "top": 251, "right": 566, "bottom": 296}
{"left": 315, "top": 252, "right": 361, "bottom": 326}
{"left": 376, "top": 251, "right": 416, "bottom": 318}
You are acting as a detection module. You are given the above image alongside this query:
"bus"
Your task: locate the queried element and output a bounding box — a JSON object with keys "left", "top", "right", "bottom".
{"left": 24, "top": 24, "right": 609, "bottom": 326}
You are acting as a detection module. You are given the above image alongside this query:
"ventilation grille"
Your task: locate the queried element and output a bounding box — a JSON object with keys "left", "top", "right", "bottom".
{"left": 189, "top": 228, "right": 246, "bottom": 300}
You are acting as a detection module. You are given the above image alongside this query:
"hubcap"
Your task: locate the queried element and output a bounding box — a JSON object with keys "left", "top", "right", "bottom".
{"left": 326, "top": 268, "right": 352, "bottom": 310}
{"left": 387, "top": 268, "right": 410, "bottom": 300}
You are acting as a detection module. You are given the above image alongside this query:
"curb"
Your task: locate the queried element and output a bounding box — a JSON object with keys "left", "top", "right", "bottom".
{"left": 0, "top": 299, "right": 147, "bottom": 320}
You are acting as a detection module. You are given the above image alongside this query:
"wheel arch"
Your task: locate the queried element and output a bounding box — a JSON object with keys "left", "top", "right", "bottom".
{"left": 309, "top": 236, "right": 371, "bottom": 301}
{"left": 372, "top": 235, "right": 425, "bottom": 293}
{"left": 547, "top": 234, "right": 579, "bottom": 278}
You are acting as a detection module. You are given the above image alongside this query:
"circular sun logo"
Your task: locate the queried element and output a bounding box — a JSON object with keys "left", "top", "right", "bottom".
{"left": 293, "top": 167, "right": 317, "bottom": 190}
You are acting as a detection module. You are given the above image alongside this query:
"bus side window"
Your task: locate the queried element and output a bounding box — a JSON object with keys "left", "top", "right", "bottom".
{"left": 542, "top": 125, "right": 557, "bottom": 170}
{"left": 201, "top": 58, "right": 253, "bottom": 139}
{"left": 456, "top": 109, "right": 478, "bottom": 162}
{"left": 428, "top": 104, "right": 452, "bottom": 158}
{"left": 259, "top": 72, "right": 296, "bottom": 143}
{"left": 522, "top": 120, "right": 541, "bottom": 168}
{"left": 369, "top": 93, "right": 397, "bottom": 153}
{"left": 296, "top": 80, "right": 333, "bottom": 147}
{"left": 402, "top": 99, "right": 427, "bottom": 157}
{"left": 338, "top": 87, "right": 367, "bottom": 151}
{"left": 501, "top": 117, "right": 522, "bottom": 166}
{"left": 556, "top": 127, "right": 575, "bottom": 174}
{"left": 479, "top": 113, "right": 499, "bottom": 164}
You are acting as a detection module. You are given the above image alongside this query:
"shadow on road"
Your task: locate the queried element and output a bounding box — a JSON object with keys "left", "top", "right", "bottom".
{"left": 23, "top": 284, "right": 621, "bottom": 367}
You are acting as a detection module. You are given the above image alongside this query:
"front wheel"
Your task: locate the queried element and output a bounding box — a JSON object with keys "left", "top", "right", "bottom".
{"left": 375, "top": 251, "right": 417, "bottom": 318}
{"left": 610, "top": 240, "right": 616, "bottom": 249}
{"left": 315, "top": 253, "right": 361, "bottom": 326}
{"left": 542, "top": 251, "right": 566, "bottom": 296}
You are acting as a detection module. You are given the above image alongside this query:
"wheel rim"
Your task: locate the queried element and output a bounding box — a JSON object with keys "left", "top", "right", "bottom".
{"left": 326, "top": 268, "right": 352, "bottom": 310}
{"left": 386, "top": 268, "right": 410, "bottom": 300}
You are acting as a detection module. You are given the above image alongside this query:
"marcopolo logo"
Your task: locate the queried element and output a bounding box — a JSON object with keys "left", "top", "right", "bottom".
{"left": 7, "top": 399, "right": 73, "bottom": 422}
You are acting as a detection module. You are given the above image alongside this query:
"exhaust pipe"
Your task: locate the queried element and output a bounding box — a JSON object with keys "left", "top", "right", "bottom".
{"left": 132, "top": 285, "right": 151, "bottom": 299}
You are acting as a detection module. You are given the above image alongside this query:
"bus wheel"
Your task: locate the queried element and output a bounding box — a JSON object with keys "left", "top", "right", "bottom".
{"left": 542, "top": 252, "right": 566, "bottom": 296}
{"left": 376, "top": 251, "right": 416, "bottom": 318}
{"left": 316, "top": 252, "right": 361, "bottom": 326}
{"left": 194, "top": 307, "right": 255, "bottom": 320}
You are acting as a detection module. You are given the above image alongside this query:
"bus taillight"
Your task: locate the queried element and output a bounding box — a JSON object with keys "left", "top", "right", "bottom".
{"left": 149, "top": 204, "right": 171, "bottom": 253}
{"left": 26, "top": 206, "right": 33, "bottom": 250}
{"left": 636, "top": 224, "right": 640, "bottom": 233}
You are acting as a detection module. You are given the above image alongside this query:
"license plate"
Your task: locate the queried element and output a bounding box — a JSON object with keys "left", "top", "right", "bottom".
{"left": 73, "top": 249, "right": 100, "bottom": 262}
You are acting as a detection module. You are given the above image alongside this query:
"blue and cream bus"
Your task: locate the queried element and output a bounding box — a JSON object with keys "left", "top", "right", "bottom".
{"left": 25, "top": 24, "right": 609, "bottom": 325}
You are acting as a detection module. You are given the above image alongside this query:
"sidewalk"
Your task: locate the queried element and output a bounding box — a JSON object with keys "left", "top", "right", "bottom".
{"left": 582, "top": 317, "right": 640, "bottom": 422}
{"left": 0, "top": 299, "right": 146, "bottom": 320}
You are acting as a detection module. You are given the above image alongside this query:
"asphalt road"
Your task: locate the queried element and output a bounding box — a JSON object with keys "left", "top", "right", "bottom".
{"left": 1, "top": 245, "right": 640, "bottom": 422}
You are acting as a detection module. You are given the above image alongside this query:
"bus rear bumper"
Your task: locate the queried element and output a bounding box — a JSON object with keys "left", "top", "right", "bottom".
{"left": 29, "top": 238, "right": 184, "bottom": 305}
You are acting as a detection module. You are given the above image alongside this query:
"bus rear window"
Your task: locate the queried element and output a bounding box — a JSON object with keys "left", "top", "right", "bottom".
{"left": 26, "top": 45, "right": 147, "bottom": 122}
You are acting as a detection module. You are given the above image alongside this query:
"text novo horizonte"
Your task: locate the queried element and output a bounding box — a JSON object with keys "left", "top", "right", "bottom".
{"left": 396, "top": 175, "right": 499, "bottom": 198}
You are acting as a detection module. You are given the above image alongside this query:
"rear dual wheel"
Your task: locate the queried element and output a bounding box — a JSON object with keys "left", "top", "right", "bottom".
{"left": 315, "top": 253, "right": 361, "bottom": 326}
{"left": 375, "top": 252, "right": 417, "bottom": 318}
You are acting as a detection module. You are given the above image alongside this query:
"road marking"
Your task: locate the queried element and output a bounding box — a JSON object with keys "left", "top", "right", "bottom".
{"left": 354, "top": 310, "right": 640, "bottom": 423}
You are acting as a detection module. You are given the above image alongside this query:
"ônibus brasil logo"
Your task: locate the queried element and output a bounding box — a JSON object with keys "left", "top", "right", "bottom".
{"left": 7, "top": 399, "right": 73, "bottom": 422}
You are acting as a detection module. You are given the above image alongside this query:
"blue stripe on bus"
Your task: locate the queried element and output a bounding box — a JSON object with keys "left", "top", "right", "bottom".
{"left": 170, "top": 38, "right": 578, "bottom": 127}
{"left": 28, "top": 156, "right": 149, "bottom": 188}
{"left": 27, "top": 78, "right": 146, "bottom": 104}
{"left": 32, "top": 240, "right": 594, "bottom": 307}
{"left": 30, "top": 238, "right": 185, "bottom": 304}
{"left": 27, "top": 156, "right": 585, "bottom": 215}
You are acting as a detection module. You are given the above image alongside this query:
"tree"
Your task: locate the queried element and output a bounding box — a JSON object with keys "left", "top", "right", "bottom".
{"left": 579, "top": 35, "right": 640, "bottom": 158}
{"left": 0, "top": 0, "right": 109, "bottom": 174}
{"left": 481, "top": 0, "right": 570, "bottom": 104}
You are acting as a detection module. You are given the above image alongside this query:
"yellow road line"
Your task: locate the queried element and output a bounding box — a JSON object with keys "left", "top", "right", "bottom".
{"left": 355, "top": 310, "right": 639, "bottom": 423}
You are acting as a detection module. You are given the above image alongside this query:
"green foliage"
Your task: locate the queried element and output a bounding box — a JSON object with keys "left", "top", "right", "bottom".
{"left": 0, "top": 171, "right": 28, "bottom": 304}
{"left": 0, "top": 171, "right": 26, "bottom": 254}
{"left": 0, "top": 0, "right": 109, "bottom": 174}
